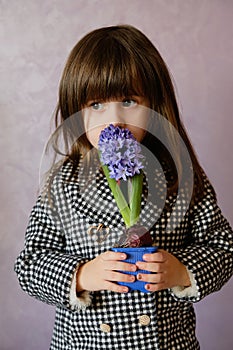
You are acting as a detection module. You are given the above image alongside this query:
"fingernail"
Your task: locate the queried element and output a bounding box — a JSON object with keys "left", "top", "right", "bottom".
{"left": 137, "top": 274, "right": 142, "bottom": 280}
{"left": 121, "top": 254, "right": 126, "bottom": 259}
{"left": 146, "top": 284, "right": 150, "bottom": 290}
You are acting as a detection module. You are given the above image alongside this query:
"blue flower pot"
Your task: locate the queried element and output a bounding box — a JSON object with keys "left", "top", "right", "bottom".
{"left": 111, "top": 246, "right": 158, "bottom": 293}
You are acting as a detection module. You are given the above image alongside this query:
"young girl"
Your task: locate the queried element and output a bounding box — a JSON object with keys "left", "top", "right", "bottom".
{"left": 15, "top": 25, "right": 233, "bottom": 350}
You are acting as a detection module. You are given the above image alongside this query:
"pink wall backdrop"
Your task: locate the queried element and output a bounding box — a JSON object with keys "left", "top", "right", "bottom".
{"left": 1, "top": 1, "right": 232, "bottom": 349}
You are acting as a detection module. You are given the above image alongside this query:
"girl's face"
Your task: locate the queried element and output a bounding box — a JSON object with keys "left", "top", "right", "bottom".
{"left": 82, "top": 96, "right": 150, "bottom": 148}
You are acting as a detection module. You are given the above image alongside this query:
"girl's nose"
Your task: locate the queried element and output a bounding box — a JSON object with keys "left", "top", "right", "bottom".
{"left": 108, "top": 102, "right": 125, "bottom": 126}
{"left": 111, "top": 120, "right": 125, "bottom": 128}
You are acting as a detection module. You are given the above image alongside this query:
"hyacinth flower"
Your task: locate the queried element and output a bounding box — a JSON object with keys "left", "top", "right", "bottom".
{"left": 98, "top": 124, "right": 153, "bottom": 247}
{"left": 98, "top": 125, "right": 156, "bottom": 293}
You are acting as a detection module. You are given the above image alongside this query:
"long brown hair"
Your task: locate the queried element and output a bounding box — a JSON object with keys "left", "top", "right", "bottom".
{"left": 52, "top": 24, "right": 205, "bottom": 199}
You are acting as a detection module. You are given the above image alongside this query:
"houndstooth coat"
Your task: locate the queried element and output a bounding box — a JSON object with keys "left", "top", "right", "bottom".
{"left": 15, "top": 160, "right": 233, "bottom": 350}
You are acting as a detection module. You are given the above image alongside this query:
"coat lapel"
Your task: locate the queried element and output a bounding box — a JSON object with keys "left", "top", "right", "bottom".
{"left": 62, "top": 159, "right": 167, "bottom": 237}
{"left": 63, "top": 163, "right": 125, "bottom": 229}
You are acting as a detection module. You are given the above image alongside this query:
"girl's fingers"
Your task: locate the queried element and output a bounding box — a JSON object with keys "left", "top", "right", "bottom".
{"left": 101, "top": 251, "right": 137, "bottom": 272}
{"left": 144, "top": 282, "right": 167, "bottom": 292}
{"left": 101, "top": 251, "right": 127, "bottom": 261}
{"left": 136, "top": 272, "right": 167, "bottom": 292}
{"left": 135, "top": 250, "right": 167, "bottom": 272}
{"left": 103, "top": 280, "right": 129, "bottom": 294}
{"left": 106, "top": 270, "right": 135, "bottom": 283}
{"left": 142, "top": 250, "right": 166, "bottom": 262}
{"left": 109, "top": 261, "right": 137, "bottom": 272}
{"left": 136, "top": 261, "right": 163, "bottom": 273}
{"left": 137, "top": 272, "right": 164, "bottom": 284}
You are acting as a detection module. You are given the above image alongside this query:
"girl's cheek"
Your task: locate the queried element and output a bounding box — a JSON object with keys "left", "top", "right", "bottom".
{"left": 86, "top": 129, "right": 102, "bottom": 148}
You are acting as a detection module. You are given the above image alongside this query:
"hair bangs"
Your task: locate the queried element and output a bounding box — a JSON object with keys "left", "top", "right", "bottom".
{"left": 79, "top": 40, "right": 146, "bottom": 107}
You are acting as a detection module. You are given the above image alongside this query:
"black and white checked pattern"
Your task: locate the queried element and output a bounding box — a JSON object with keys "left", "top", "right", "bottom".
{"left": 15, "top": 161, "right": 233, "bottom": 349}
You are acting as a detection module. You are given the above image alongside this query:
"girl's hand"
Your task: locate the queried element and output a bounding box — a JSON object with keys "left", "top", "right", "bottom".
{"left": 136, "top": 249, "right": 191, "bottom": 292}
{"left": 76, "top": 251, "right": 137, "bottom": 293}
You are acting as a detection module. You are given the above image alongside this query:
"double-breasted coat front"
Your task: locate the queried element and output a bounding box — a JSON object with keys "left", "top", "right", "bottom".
{"left": 15, "top": 160, "right": 233, "bottom": 349}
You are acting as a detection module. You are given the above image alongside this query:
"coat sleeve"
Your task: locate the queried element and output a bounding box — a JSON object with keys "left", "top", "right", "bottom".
{"left": 170, "top": 176, "right": 233, "bottom": 303}
{"left": 14, "top": 180, "right": 92, "bottom": 311}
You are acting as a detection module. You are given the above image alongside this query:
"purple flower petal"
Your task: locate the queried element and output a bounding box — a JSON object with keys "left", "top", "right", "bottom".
{"left": 98, "top": 124, "right": 144, "bottom": 181}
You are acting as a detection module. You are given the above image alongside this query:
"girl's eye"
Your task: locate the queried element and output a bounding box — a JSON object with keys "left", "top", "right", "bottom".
{"left": 122, "top": 99, "right": 137, "bottom": 108}
{"left": 90, "top": 102, "right": 104, "bottom": 110}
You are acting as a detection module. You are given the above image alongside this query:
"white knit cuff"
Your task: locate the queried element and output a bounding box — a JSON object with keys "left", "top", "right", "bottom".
{"left": 69, "top": 265, "right": 92, "bottom": 310}
{"left": 171, "top": 267, "right": 198, "bottom": 298}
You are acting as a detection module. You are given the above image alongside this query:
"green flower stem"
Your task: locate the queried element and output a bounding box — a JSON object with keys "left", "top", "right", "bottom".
{"left": 101, "top": 164, "right": 131, "bottom": 228}
{"left": 129, "top": 172, "right": 143, "bottom": 227}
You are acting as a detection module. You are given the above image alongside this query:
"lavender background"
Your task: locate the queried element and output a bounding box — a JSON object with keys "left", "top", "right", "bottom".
{"left": 1, "top": 1, "right": 233, "bottom": 349}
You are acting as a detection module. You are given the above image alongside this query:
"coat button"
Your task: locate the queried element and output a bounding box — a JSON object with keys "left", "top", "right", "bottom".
{"left": 100, "top": 323, "right": 111, "bottom": 333}
{"left": 138, "top": 314, "right": 151, "bottom": 326}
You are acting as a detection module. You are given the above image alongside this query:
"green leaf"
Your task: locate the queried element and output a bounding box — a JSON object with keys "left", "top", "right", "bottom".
{"left": 129, "top": 172, "right": 143, "bottom": 226}
{"left": 101, "top": 164, "right": 131, "bottom": 227}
